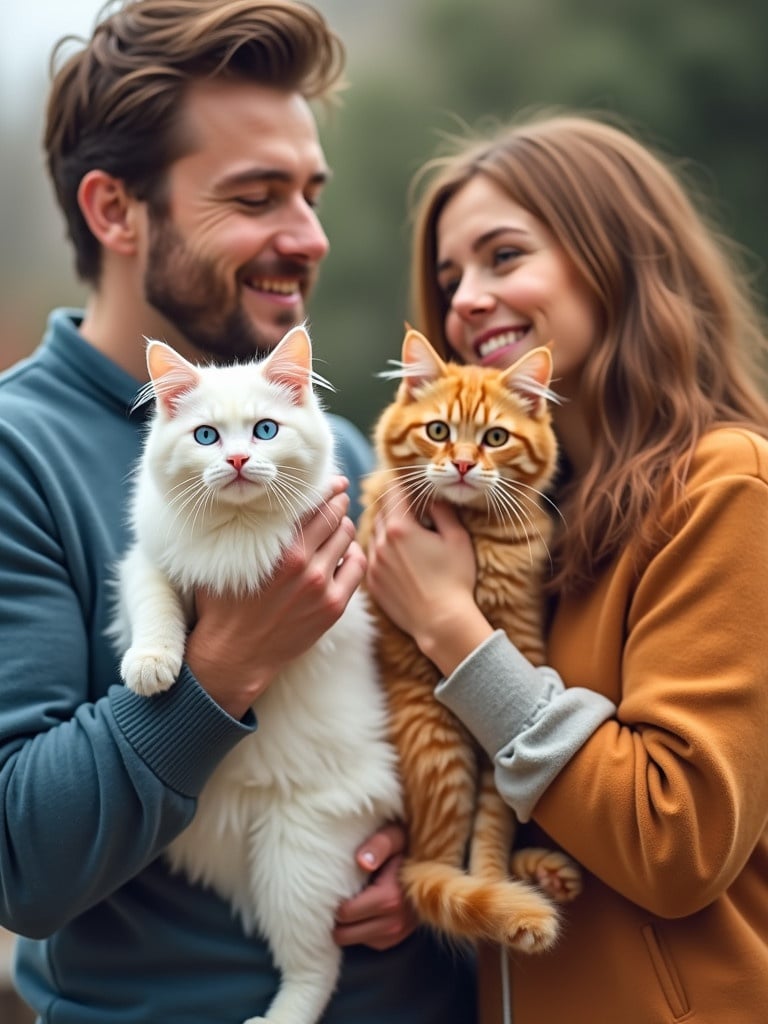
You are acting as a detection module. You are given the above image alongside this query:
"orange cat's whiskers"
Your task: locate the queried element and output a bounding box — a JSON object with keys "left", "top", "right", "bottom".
{"left": 491, "top": 485, "right": 555, "bottom": 567}
{"left": 502, "top": 479, "right": 565, "bottom": 526}
{"left": 484, "top": 489, "right": 539, "bottom": 566}
{"left": 377, "top": 471, "right": 436, "bottom": 521}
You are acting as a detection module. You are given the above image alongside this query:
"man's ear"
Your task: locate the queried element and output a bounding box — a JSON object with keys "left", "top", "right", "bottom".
{"left": 77, "top": 170, "right": 142, "bottom": 256}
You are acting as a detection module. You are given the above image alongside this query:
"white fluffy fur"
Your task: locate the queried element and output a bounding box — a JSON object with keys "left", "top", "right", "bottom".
{"left": 111, "top": 327, "right": 402, "bottom": 1024}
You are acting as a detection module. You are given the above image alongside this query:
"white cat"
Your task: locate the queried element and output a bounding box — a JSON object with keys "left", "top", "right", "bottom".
{"left": 111, "top": 326, "right": 403, "bottom": 1024}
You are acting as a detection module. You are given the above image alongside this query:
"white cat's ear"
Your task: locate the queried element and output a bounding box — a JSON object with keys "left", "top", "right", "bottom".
{"left": 261, "top": 325, "right": 312, "bottom": 401}
{"left": 145, "top": 339, "right": 200, "bottom": 417}
{"left": 501, "top": 345, "right": 556, "bottom": 415}
{"left": 400, "top": 329, "right": 446, "bottom": 399}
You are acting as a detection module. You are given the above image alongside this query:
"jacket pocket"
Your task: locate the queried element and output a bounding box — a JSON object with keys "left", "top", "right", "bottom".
{"left": 641, "top": 924, "right": 690, "bottom": 1020}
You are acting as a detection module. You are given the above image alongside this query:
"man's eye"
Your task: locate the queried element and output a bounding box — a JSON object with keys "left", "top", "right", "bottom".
{"left": 236, "top": 196, "right": 270, "bottom": 210}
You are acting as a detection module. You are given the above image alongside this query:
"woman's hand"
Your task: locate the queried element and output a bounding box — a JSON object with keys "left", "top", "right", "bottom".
{"left": 333, "top": 824, "right": 418, "bottom": 950}
{"left": 366, "top": 491, "right": 494, "bottom": 675}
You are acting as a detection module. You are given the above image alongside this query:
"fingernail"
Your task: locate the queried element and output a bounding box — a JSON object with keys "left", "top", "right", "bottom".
{"left": 360, "top": 850, "right": 377, "bottom": 869}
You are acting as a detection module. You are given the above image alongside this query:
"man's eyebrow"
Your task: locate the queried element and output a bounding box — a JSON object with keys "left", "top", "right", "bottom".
{"left": 216, "top": 167, "right": 332, "bottom": 191}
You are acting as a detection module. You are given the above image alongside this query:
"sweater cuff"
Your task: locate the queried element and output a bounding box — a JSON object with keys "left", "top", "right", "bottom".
{"left": 435, "top": 630, "right": 615, "bottom": 821}
{"left": 109, "top": 665, "right": 256, "bottom": 797}
{"left": 435, "top": 630, "right": 556, "bottom": 756}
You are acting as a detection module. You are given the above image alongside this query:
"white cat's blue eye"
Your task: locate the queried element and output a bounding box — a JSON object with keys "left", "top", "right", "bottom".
{"left": 254, "top": 419, "right": 279, "bottom": 441}
{"left": 426, "top": 420, "right": 450, "bottom": 442}
{"left": 483, "top": 427, "right": 510, "bottom": 448}
{"left": 194, "top": 425, "right": 219, "bottom": 446}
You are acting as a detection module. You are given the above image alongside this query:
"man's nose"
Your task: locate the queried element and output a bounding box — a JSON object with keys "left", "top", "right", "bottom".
{"left": 274, "top": 199, "right": 330, "bottom": 262}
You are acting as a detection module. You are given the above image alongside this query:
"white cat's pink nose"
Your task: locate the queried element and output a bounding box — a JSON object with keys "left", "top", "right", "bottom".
{"left": 227, "top": 454, "right": 250, "bottom": 472}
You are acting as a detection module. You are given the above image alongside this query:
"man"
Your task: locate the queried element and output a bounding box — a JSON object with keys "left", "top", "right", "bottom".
{"left": 0, "top": 2, "right": 475, "bottom": 1021}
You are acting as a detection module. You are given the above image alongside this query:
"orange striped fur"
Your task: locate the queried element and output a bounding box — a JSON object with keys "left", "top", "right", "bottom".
{"left": 359, "top": 329, "right": 581, "bottom": 952}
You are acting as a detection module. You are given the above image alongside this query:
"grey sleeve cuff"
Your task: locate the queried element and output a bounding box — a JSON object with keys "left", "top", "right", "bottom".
{"left": 435, "top": 630, "right": 615, "bottom": 821}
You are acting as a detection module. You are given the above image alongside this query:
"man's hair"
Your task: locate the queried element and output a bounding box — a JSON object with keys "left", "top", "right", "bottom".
{"left": 45, "top": 0, "right": 346, "bottom": 284}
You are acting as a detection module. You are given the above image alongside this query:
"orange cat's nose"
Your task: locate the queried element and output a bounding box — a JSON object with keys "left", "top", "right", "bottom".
{"left": 453, "top": 460, "right": 474, "bottom": 477}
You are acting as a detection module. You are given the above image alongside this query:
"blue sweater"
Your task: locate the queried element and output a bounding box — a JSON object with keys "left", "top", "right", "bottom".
{"left": 0, "top": 311, "right": 475, "bottom": 1024}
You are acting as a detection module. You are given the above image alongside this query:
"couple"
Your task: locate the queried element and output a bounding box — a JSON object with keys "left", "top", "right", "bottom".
{"left": 1, "top": 2, "right": 767, "bottom": 1023}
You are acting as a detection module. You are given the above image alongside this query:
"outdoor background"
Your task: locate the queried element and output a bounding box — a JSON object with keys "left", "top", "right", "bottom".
{"left": 1, "top": 0, "right": 767, "bottom": 440}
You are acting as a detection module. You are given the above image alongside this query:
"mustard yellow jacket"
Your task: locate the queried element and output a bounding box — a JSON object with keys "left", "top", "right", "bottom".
{"left": 441, "top": 428, "right": 768, "bottom": 1023}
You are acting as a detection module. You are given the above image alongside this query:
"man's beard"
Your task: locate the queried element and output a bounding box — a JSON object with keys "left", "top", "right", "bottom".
{"left": 144, "top": 218, "right": 309, "bottom": 363}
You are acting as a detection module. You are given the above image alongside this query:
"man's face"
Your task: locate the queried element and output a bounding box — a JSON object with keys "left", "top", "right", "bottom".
{"left": 143, "top": 80, "right": 330, "bottom": 361}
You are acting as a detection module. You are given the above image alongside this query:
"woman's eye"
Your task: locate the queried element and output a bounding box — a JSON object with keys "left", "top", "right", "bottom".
{"left": 483, "top": 427, "right": 509, "bottom": 447}
{"left": 194, "top": 425, "right": 219, "bottom": 446}
{"left": 254, "top": 419, "right": 279, "bottom": 441}
{"left": 426, "top": 420, "right": 450, "bottom": 442}
{"left": 493, "top": 246, "right": 522, "bottom": 267}
{"left": 439, "top": 278, "right": 460, "bottom": 301}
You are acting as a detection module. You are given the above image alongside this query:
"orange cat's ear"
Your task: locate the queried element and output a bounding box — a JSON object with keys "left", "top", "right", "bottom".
{"left": 400, "top": 329, "right": 446, "bottom": 399}
{"left": 146, "top": 339, "right": 200, "bottom": 417}
{"left": 261, "top": 325, "right": 312, "bottom": 402}
{"left": 501, "top": 346, "right": 554, "bottom": 415}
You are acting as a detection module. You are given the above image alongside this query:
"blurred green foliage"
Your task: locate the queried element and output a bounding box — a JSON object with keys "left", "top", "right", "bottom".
{"left": 310, "top": 0, "right": 768, "bottom": 435}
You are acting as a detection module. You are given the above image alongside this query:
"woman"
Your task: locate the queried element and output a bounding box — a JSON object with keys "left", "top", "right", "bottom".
{"left": 365, "top": 112, "right": 768, "bottom": 1023}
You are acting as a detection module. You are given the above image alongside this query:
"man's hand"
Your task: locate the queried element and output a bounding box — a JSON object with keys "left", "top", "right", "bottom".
{"left": 333, "top": 823, "right": 418, "bottom": 950}
{"left": 185, "top": 477, "right": 366, "bottom": 718}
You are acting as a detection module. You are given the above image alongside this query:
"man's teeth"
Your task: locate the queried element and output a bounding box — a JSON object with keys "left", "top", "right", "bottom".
{"left": 478, "top": 330, "right": 527, "bottom": 358}
{"left": 251, "top": 278, "right": 299, "bottom": 295}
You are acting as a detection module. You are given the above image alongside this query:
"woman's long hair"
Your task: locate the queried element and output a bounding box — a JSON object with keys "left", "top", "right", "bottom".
{"left": 410, "top": 112, "right": 768, "bottom": 592}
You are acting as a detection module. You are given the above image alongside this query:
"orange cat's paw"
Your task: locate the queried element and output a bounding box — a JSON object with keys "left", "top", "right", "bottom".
{"left": 511, "top": 847, "right": 582, "bottom": 903}
{"left": 505, "top": 899, "right": 559, "bottom": 953}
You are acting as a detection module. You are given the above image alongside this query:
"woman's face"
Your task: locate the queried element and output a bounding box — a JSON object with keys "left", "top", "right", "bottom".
{"left": 435, "top": 174, "right": 599, "bottom": 392}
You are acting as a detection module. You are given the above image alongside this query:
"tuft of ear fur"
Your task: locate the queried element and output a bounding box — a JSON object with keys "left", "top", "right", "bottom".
{"left": 145, "top": 339, "right": 201, "bottom": 417}
{"left": 399, "top": 329, "right": 447, "bottom": 400}
{"left": 261, "top": 325, "right": 313, "bottom": 402}
{"left": 501, "top": 346, "right": 557, "bottom": 416}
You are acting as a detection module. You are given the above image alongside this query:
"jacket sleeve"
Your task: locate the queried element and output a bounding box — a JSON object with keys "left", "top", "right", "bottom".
{"left": 0, "top": 428, "right": 254, "bottom": 938}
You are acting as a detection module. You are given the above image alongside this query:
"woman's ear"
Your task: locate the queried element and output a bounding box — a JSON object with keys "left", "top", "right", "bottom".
{"left": 76, "top": 170, "right": 142, "bottom": 256}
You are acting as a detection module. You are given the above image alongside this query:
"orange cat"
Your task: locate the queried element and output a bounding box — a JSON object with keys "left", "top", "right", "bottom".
{"left": 358, "top": 328, "right": 580, "bottom": 953}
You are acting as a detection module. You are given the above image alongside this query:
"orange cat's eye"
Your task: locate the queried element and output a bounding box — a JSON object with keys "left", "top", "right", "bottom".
{"left": 426, "top": 421, "right": 450, "bottom": 442}
{"left": 483, "top": 427, "right": 510, "bottom": 447}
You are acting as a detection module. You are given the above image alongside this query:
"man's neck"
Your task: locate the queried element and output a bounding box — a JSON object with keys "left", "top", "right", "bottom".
{"left": 79, "top": 282, "right": 187, "bottom": 382}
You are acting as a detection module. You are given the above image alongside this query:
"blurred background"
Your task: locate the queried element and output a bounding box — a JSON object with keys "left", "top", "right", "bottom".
{"left": 1, "top": 0, "right": 767, "bottom": 441}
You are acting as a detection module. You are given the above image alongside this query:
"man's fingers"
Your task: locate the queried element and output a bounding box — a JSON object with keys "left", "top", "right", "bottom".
{"left": 356, "top": 822, "right": 407, "bottom": 873}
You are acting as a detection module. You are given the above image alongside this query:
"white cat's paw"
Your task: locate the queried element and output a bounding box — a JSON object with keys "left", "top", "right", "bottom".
{"left": 121, "top": 647, "right": 181, "bottom": 696}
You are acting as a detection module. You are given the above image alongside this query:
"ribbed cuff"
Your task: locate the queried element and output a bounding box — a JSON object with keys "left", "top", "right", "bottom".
{"left": 435, "top": 630, "right": 554, "bottom": 757}
{"left": 109, "top": 665, "right": 256, "bottom": 797}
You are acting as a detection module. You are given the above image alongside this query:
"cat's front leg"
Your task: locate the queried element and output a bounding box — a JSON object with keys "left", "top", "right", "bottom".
{"left": 119, "top": 547, "right": 187, "bottom": 696}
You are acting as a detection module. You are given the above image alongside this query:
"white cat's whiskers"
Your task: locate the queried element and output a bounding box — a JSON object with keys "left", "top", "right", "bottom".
{"left": 164, "top": 476, "right": 216, "bottom": 539}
